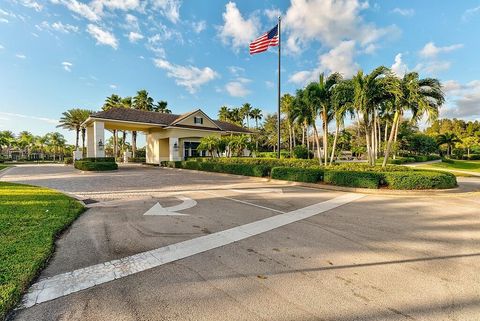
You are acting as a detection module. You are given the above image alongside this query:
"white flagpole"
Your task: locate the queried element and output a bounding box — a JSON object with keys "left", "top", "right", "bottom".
{"left": 277, "top": 16, "right": 281, "bottom": 159}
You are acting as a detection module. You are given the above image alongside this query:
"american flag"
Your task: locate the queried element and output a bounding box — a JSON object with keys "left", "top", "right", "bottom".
{"left": 249, "top": 25, "right": 279, "bottom": 55}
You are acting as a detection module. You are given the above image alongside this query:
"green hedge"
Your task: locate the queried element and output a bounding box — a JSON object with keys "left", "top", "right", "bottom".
{"left": 271, "top": 167, "right": 324, "bottom": 183}
{"left": 64, "top": 157, "right": 73, "bottom": 165}
{"left": 74, "top": 161, "right": 118, "bottom": 171}
{"left": 81, "top": 157, "right": 116, "bottom": 162}
{"left": 182, "top": 161, "right": 270, "bottom": 177}
{"left": 384, "top": 171, "right": 457, "bottom": 189}
{"left": 324, "top": 170, "right": 383, "bottom": 189}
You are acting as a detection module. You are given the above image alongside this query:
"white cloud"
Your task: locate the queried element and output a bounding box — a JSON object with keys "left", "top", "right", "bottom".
{"left": 225, "top": 81, "right": 250, "bottom": 97}
{"left": 62, "top": 61, "right": 73, "bottom": 72}
{"left": 462, "top": 6, "right": 480, "bottom": 22}
{"left": 289, "top": 40, "right": 358, "bottom": 85}
{"left": 128, "top": 31, "right": 143, "bottom": 42}
{"left": 265, "top": 80, "right": 274, "bottom": 88}
{"left": 0, "top": 44, "right": 4, "bottom": 50}
{"left": 153, "top": 58, "right": 218, "bottom": 93}
{"left": 284, "top": 0, "right": 396, "bottom": 54}
{"left": 391, "top": 53, "right": 408, "bottom": 76}
{"left": 0, "top": 112, "right": 58, "bottom": 124}
{"left": 52, "top": 0, "right": 101, "bottom": 22}
{"left": 391, "top": 8, "right": 414, "bottom": 17}
{"left": 151, "top": 0, "right": 181, "bottom": 24}
{"left": 264, "top": 8, "right": 282, "bottom": 21}
{"left": 441, "top": 80, "right": 480, "bottom": 119}
{"left": 39, "top": 21, "right": 79, "bottom": 33}
{"left": 414, "top": 61, "right": 451, "bottom": 75}
{"left": 228, "top": 65, "right": 244, "bottom": 76}
{"left": 90, "top": 0, "right": 140, "bottom": 12}
{"left": 17, "top": 0, "right": 43, "bottom": 11}
{"left": 192, "top": 20, "right": 206, "bottom": 33}
{"left": 218, "top": 2, "right": 259, "bottom": 51}
{"left": 0, "top": 18, "right": 8, "bottom": 23}
{"left": 110, "top": 84, "right": 117, "bottom": 89}
{"left": 16, "top": 53, "right": 26, "bottom": 59}
{"left": 125, "top": 14, "right": 139, "bottom": 29}
{"left": 419, "top": 42, "right": 463, "bottom": 58}
{"left": 86, "top": 24, "right": 118, "bottom": 49}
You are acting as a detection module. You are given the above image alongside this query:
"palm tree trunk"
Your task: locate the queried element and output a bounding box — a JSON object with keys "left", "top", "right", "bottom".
{"left": 393, "top": 117, "right": 400, "bottom": 159}
{"left": 132, "top": 131, "right": 137, "bottom": 158}
{"left": 323, "top": 110, "right": 328, "bottom": 166}
{"left": 81, "top": 128, "right": 86, "bottom": 157}
{"left": 312, "top": 123, "right": 322, "bottom": 164}
{"left": 382, "top": 111, "right": 400, "bottom": 168}
{"left": 113, "top": 130, "right": 118, "bottom": 158}
{"left": 75, "top": 128, "right": 80, "bottom": 150}
{"left": 330, "top": 121, "right": 339, "bottom": 165}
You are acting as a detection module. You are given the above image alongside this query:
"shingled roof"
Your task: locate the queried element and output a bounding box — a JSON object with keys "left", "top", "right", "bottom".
{"left": 88, "top": 108, "right": 251, "bottom": 134}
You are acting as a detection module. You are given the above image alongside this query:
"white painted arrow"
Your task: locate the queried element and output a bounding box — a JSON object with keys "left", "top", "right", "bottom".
{"left": 143, "top": 196, "right": 197, "bottom": 216}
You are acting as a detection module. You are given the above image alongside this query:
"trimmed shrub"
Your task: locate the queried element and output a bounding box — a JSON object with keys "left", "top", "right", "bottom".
{"left": 465, "top": 154, "right": 480, "bottom": 160}
{"left": 161, "top": 161, "right": 183, "bottom": 168}
{"left": 442, "top": 158, "right": 454, "bottom": 164}
{"left": 292, "top": 145, "right": 313, "bottom": 159}
{"left": 64, "top": 157, "right": 73, "bottom": 165}
{"left": 383, "top": 171, "right": 457, "bottom": 189}
{"left": 324, "top": 170, "right": 383, "bottom": 189}
{"left": 271, "top": 167, "right": 324, "bottom": 183}
{"left": 180, "top": 161, "right": 270, "bottom": 177}
{"left": 74, "top": 161, "right": 118, "bottom": 171}
{"left": 130, "top": 157, "right": 146, "bottom": 163}
{"left": 82, "top": 157, "right": 115, "bottom": 162}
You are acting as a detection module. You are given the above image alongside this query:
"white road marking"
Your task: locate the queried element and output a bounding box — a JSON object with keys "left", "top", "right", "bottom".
{"left": 202, "top": 191, "right": 285, "bottom": 214}
{"left": 20, "top": 193, "right": 365, "bottom": 309}
{"left": 144, "top": 196, "right": 196, "bottom": 216}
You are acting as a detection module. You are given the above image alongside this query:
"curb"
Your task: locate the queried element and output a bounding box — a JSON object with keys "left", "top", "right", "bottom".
{"left": 158, "top": 166, "right": 478, "bottom": 197}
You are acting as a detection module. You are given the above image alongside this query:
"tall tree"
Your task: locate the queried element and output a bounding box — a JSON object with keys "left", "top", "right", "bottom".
{"left": 154, "top": 100, "right": 171, "bottom": 113}
{"left": 250, "top": 108, "right": 263, "bottom": 129}
{"left": 47, "top": 132, "right": 66, "bottom": 161}
{"left": 241, "top": 103, "right": 252, "bottom": 128}
{"left": 330, "top": 79, "right": 354, "bottom": 164}
{"left": 437, "top": 132, "right": 460, "bottom": 157}
{"left": 382, "top": 72, "right": 444, "bottom": 167}
{"left": 218, "top": 106, "right": 230, "bottom": 122}
{"left": 281, "top": 94, "right": 295, "bottom": 153}
{"left": 132, "top": 90, "right": 154, "bottom": 157}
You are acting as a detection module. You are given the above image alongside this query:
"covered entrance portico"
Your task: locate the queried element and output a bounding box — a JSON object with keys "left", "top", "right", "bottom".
{"left": 81, "top": 108, "right": 250, "bottom": 164}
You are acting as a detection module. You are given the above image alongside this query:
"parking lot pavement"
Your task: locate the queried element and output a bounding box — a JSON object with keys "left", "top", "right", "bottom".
{"left": 3, "top": 165, "right": 480, "bottom": 321}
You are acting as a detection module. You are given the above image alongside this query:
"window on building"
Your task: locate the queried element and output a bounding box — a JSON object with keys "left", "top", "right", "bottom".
{"left": 194, "top": 117, "right": 203, "bottom": 124}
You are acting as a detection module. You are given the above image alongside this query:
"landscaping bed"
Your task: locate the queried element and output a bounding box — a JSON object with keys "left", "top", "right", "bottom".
{"left": 0, "top": 182, "right": 85, "bottom": 319}
{"left": 162, "top": 158, "right": 457, "bottom": 190}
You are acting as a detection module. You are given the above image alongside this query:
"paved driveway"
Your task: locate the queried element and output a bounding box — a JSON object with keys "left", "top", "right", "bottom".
{"left": 2, "top": 164, "right": 480, "bottom": 321}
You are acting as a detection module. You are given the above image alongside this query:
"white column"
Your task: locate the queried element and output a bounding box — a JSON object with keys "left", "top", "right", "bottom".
{"left": 93, "top": 121, "right": 105, "bottom": 158}
{"left": 86, "top": 126, "right": 95, "bottom": 157}
{"left": 169, "top": 137, "right": 181, "bottom": 161}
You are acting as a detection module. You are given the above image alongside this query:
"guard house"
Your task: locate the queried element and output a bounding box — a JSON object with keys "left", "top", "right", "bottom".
{"left": 81, "top": 108, "right": 251, "bottom": 163}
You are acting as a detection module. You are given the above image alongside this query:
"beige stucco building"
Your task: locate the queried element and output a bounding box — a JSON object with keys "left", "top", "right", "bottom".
{"left": 81, "top": 108, "right": 250, "bottom": 164}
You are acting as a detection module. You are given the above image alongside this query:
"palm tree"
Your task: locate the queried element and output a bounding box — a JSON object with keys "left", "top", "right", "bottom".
{"left": 131, "top": 90, "right": 154, "bottom": 157}
{"left": 330, "top": 79, "right": 354, "bottom": 164}
{"left": 312, "top": 72, "right": 342, "bottom": 165}
{"left": 382, "top": 72, "right": 444, "bottom": 167}
{"left": 103, "top": 94, "right": 124, "bottom": 157}
{"left": 0, "top": 130, "right": 15, "bottom": 157}
{"left": 250, "top": 108, "right": 263, "bottom": 129}
{"left": 218, "top": 106, "right": 230, "bottom": 122}
{"left": 241, "top": 103, "right": 252, "bottom": 128}
{"left": 77, "top": 109, "right": 93, "bottom": 157}
{"left": 437, "top": 132, "right": 460, "bottom": 157}
{"left": 302, "top": 83, "right": 324, "bottom": 163}
{"left": 197, "top": 136, "right": 221, "bottom": 158}
{"left": 281, "top": 94, "right": 295, "bottom": 153}
{"left": 17, "top": 131, "right": 34, "bottom": 159}
{"left": 292, "top": 89, "right": 315, "bottom": 157}
{"left": 154, "top": 100, "right": 171, "bottom": 113}
{"left": 47, "top": 132, "right": 66, "bottom": 161}
{"left": 228, "top": 108, "right": 243, "bottom": 126}
{"left": 57, "top": 108, "right": 86, "bottom": 149}
{"left": 103, "top": 94, "right": 123, "bottom": 110}
{"left": 352, "top": 67, "right": 398, "bottom": 165}
{"left": 35, "top": 134, "right": 49, "bottom": 160}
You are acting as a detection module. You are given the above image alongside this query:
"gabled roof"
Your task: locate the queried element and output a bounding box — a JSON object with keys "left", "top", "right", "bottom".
{"left": 85, "top": 108, "right": 251, "bottom": 134}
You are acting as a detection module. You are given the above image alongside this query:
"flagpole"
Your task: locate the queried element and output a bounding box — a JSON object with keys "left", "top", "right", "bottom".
{"left": 277, "top": 16, "right": 281, "bottom": 159}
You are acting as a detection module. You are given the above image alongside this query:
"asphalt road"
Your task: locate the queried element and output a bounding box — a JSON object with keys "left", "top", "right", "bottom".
{"left": 2, "top": 164, "right": 480, "bottom": 321}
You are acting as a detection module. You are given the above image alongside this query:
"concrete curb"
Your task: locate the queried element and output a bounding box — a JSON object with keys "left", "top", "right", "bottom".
{"left": 0, "top": 165, "right": 14, "bottom": 178}
{"left": 158, "top": 166, "right": 479, "bottom": 197}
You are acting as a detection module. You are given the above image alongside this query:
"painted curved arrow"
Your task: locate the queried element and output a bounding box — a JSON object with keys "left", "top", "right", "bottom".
{"left": 143, "top": 196, "right": 197, "bottom": 216}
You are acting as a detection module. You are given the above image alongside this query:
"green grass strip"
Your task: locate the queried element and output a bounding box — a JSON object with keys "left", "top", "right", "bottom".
{"left": 0, "top": 182, "right": 85, "bottom": 319}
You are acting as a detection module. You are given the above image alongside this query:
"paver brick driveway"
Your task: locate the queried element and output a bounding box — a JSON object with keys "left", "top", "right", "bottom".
{"left": 2, "top": 164, "right": 480, "bottom": 321}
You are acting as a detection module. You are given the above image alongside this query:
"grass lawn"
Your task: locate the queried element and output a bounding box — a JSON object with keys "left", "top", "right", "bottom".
{"left": 0, "top": 165, "right": 9, "bottom": 171}
{"left": 0, "top": 182, "right": 85, "bottom": 319}
{"left": 417, "top": 160, "right": 480, "bottom": 176}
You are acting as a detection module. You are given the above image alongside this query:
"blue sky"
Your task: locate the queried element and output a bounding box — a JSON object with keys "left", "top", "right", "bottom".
{"left": 1, "top": 0, "right": 480, "bottom": 144}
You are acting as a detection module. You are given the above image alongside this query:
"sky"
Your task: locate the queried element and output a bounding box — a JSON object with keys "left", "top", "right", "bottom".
{"left": 1, "top": 0, "right": 480, "bottom": 144}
